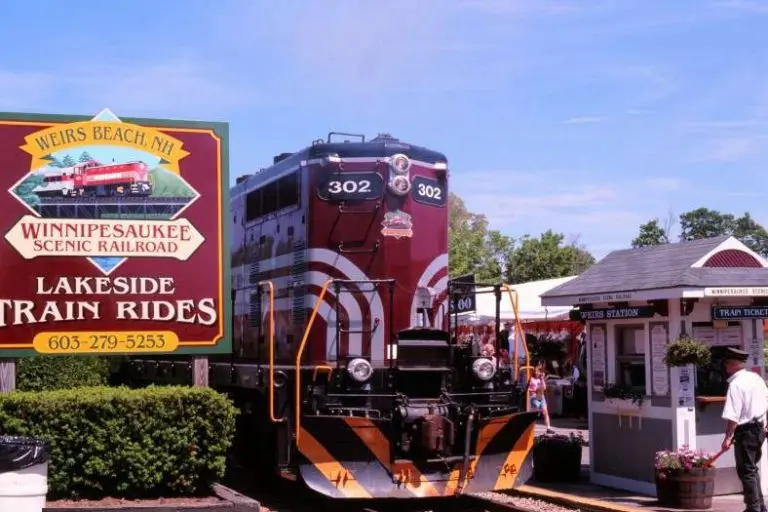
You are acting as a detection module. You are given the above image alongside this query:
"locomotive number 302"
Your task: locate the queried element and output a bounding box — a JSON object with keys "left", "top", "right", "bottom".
{"left": 328, "top": 179, "right": 372, "bottom": 194}
{"left": 416, "top": 182, "right": 442, "bottom": 200}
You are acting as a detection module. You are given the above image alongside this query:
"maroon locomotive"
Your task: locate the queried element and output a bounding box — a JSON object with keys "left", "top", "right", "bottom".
{"left": 130, "top": 132, "right": 537, "bottom": 500}
{"left": 32, "top": 159, "right": 153, "bottom": 198}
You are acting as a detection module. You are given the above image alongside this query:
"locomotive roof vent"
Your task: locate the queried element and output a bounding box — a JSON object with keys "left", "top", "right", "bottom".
{"left": 370, "top": 133, "right": 399, "bottom": 142}
{"left": 273, "top": 152, "right": 293, "bottom": 164}
{"left": 235, "top": 175, "right": 248, "bottom": 184}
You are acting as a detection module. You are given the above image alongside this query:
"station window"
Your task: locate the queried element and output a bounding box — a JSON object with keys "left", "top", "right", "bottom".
{"left": 615, "top": 325, "right": 646, "bottom": 392}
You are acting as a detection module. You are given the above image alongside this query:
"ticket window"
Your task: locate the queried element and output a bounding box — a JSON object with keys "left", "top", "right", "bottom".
{"left": 615, "top": 325, "right": 646, "bottom": 392}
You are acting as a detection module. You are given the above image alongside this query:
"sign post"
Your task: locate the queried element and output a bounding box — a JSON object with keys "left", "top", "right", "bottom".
{"left": 450, "top": 273, "right": 477, "bottom": 315}
{"left": 0, "top": 109, "right": 231, "bottom": 387}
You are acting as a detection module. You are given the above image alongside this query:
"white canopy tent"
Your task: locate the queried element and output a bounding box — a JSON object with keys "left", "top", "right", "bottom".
{"left": 456, "top": 276, "right": 577, "bottom": 324}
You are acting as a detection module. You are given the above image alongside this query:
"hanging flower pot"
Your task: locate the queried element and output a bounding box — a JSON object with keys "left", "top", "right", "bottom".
{"left": 664, "top": 336, "right": 711, "bottom": 368}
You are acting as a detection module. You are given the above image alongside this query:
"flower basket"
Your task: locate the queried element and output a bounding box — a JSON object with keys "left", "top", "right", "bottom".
{"left": 602, "top": 383, "right": 644, "bottom": 407}
{"left": 655, "top": 446, "right": 716, "bottom": 510}
{"left": 532, "top": 432, "right": 583, "bottom": 482}
{"left": 664, "top": 336, "right": 711, "bottom": 368}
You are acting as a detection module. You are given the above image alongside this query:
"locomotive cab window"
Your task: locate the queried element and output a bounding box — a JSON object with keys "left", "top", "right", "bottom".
{"left": 615, "top": 325, "right": 646, "bottom": 392}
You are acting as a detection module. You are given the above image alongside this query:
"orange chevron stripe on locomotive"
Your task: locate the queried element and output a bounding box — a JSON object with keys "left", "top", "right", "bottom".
{"left": 295, "top": 410, "right": 539, "bottom": 499}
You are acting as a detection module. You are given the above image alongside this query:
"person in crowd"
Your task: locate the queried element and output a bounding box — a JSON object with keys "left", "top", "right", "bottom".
{"left": 721, "top": 347, "right": 768, "bottom": 512}
{"left": 528, "top": 364, "right": 553, "bottom": 433}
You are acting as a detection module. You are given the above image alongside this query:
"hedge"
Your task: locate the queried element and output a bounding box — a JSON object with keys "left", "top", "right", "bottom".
{"left": 0, "top": 386, "right": 238, "bottom": 500}
{"left": 16, "top": 356, "right": 116, "bottom": 391}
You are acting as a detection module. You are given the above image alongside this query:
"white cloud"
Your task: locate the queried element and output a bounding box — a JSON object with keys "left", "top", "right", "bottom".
{"left": 0, "top": 71, "right": 53, "bottom": 110}
{"left": 0, "top": 59, "right": 265, "bottom": 118}
{"left": 563, "top": 116, "right": 605, "bottom": 124}
{"left": 712, "top": 0, "right": 768, "bottom": 13}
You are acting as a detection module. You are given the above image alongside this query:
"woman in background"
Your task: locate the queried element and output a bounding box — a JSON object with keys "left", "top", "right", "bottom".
{"left": 528, "top": 364, "right": 553, "bottom": 433}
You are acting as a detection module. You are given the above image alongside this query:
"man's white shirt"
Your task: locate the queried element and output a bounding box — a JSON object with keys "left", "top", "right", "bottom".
{"left": 722, "top": 369, "right": 768, "bottom": 426}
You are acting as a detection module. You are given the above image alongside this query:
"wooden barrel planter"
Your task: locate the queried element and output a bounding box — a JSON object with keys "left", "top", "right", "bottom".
{"left": 655, "top": 467, "right": 716, "bottom": 510}
{"left": 532, "top": 434, "right": 582, "bottom": 482}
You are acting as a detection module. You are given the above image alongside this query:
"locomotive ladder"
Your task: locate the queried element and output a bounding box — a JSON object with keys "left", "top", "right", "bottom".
{"left": 329, "top": 194, "right": 382, "bottom": 255}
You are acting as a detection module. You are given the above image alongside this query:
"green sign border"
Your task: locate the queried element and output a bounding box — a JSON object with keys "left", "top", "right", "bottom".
{"left": 0, "top": 110, "right": 231, "bottom": 358}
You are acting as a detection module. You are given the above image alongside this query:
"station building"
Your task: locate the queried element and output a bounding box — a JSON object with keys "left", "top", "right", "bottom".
{"left": 541, "top": 235, "right": 768, "bottom": 496}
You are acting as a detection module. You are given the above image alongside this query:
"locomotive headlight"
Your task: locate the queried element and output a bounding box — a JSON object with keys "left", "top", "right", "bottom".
{"left": 347, "top": 358, "right": 373, "bottom": 383}
{"left": 472, "top": 357, "right": 496, "bottom": 382}
{"left": 390, "top": 154, "right": 410, "bottom": 175}
{"left": 388, "top": 175, "right": 412, "bottom": 196}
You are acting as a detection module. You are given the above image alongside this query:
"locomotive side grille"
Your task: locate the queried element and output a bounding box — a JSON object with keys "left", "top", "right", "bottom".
{"left": 291, "top": 241, "right": 307, "bottom": 326}
{"left": 248, "top": 262, "right": 260, "bottom": 284}
{"left": 249, "top": 290, "right": 262, "bottom": 328}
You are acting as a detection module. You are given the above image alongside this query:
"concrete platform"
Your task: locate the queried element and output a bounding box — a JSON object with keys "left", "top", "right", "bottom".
{"left": 523, "top": 417, "right": 752, "bottom": 512}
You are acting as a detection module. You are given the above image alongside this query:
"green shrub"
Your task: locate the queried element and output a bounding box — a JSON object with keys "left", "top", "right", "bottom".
{"left": 16, "top": 356, "right": 117, "bottom": 391}
{"left": 0, "top": 386, "right": 238, "bottom": 499}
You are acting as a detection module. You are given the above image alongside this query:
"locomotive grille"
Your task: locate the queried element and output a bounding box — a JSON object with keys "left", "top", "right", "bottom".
{"left": 291, "top": 241, "right": 307, "bottom": 326}
{"left": 248, "top": 262, "right": 260, "bottom": 284}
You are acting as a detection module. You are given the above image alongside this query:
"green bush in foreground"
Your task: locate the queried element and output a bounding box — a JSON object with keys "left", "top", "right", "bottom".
{"left": 16, "top": 356, "right": 115, "bottom": 391}
{"left": 0, "top": 386, "right": 238, "bottom": 500}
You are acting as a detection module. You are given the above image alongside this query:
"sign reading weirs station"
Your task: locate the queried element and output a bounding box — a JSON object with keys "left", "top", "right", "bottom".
{"left": 0, "top": 109, "right": 230, "bottom": 357}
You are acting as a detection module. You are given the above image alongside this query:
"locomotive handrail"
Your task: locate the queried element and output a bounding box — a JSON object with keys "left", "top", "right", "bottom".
{"left": 296, "top": 278, "right": 334, "bottom": 444}
{"left": 500, "top": 285, "right": 531, "bottom": 385}
{"left": 259, "top": 280, "right": 283, "bottom": 424}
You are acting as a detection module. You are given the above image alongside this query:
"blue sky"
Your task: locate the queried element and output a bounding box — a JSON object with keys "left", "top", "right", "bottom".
{"left": 2, "top": 0, "right": 768, "bottom": 259}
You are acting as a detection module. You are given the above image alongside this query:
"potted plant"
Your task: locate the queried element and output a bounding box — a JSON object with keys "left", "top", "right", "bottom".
{"left": 602, "top": 383, "right": 644, "bottom": 407}
{"left": 664, "top": 335, "right": 711, "bottom": 368}
{"left": 654, "top": 446, "right": 716, "bottom": 509}
{"left": 532, "top": 431, "right": 583, "bottom": 482}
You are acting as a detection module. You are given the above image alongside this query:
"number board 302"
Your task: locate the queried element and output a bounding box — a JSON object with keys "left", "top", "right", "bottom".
{"left": 318, "top": 172, "right": 383, "bottom": 201}
{"left": 412, "top": 176, "right": 446, "bottom": 206}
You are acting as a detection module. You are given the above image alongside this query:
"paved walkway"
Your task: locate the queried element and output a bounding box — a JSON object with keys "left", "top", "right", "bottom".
{"left": 522, "top": 417, "right": 748, "bottom": 512}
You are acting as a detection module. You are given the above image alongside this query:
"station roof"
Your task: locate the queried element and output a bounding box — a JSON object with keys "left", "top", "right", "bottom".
{"left": 541, "top": 235, "right": 768, "bottom": 306}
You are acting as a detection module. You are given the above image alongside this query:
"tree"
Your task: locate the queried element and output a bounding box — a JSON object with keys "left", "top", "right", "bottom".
{"left": 78, "top": 151, "right": 93, "bottom": 162}
{"left": 632, "top": 219, "right": 669, "bottom": 248}
{"left": 448, "top": 193, "right": 514, "bottom": 282}
{"left": 678, "top": 208, "right": 768, "bottom": 256}
{"left": 62, "top": 154, "right": 76, "bottom": 167}
{"left": 505, "top": 230, "right": 595, "bottom": 284}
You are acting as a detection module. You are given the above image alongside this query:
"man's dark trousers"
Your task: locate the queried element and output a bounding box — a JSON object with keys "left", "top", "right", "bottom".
{"left": 734, "top": 422, "right": 767, "bottom": 512}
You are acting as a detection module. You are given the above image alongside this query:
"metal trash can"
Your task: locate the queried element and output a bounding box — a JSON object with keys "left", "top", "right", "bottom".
{"left": 0, "top": 436, "right": 51, "bottom": 512}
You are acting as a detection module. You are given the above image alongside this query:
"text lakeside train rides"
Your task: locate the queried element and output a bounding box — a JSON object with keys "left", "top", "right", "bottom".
{"left": 128, "top": 132, "right": 537, "bottom": 500}
{"left": 31, "top": 159, "right": 153, "bottom": 198}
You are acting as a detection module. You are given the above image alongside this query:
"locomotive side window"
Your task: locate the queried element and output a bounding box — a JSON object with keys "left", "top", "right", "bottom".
{"left": 245, "top": 189, "right": 263, "bottom": 221}
{"left": 411, "top": 176, "right": 446, "bottom": 207}
{"left": 262, "top": 181, "right": 278, "bottom": 214}
{"left": 317, "top": 172, "right": 383, "bottom": 201}
{"left": 277, "top": 172, "right": 300, "bottom": 210}
{"left": 245, "top": 171, "right": 301, "bottom": 222}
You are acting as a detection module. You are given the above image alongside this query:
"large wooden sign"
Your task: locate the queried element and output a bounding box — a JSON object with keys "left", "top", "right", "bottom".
{"left": 0, "top": 109, "right": 230, "bottom": 356}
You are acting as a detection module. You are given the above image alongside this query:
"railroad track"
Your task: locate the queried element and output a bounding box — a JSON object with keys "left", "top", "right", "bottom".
{"left": 223, "top": 460, "right": 590, "bottom": 512}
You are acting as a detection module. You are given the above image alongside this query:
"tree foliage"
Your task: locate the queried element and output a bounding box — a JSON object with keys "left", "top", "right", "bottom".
{"left": 448, "top": 193, "right": 514, "bottom": 282}
{"left": 505, "top": 230, "right": 595, "bottom": 284}
{"left": 632, "top": 219, "right": 669, "bottom": 248}
{"left": 632, "top": 207, "right": 768, "bottom": 256}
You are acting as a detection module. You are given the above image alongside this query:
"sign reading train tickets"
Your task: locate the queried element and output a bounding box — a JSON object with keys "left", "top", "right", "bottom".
{"left": 0, "top": 109, "right": 231, "bottom": 357}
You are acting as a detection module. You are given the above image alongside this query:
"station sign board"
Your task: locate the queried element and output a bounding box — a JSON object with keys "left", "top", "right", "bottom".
{"left": 712, "top": 306, "right": 768, "bottom": 320}
{"left": 0, "top": 109, "right": 230, "bottom": 357}
{"left": 577, "top": 306, "right": 655, "bottom": 321}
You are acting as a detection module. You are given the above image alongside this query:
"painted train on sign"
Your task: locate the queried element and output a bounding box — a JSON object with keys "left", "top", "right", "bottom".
{"left": 129, "top": 132, "right": 537, "bottom": 499}
{"left": 32, "top": 159, "right": 153, "bottom": 198}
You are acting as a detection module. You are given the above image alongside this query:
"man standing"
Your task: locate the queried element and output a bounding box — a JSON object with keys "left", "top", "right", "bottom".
{"left": 721, "top": 347, "right": 768, "bottom": 512}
